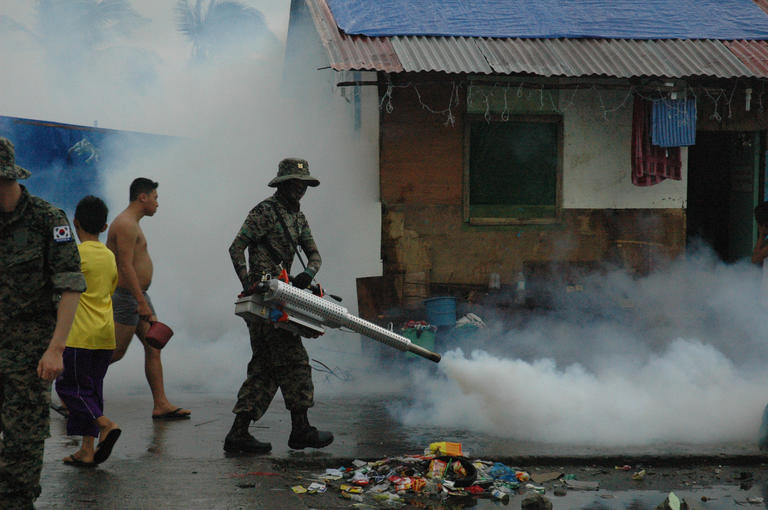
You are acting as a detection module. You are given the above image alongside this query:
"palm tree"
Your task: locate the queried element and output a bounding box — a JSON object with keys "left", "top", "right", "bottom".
{"left": 1, "top": 0, "right": 147, "bottom": 72}
{"left": 175, "top": 0, "right": 278, "bottom": 62}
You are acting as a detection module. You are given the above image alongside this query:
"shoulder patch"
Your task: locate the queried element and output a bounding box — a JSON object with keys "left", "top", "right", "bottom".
{"left": 53, "top": 225, "right": 73, "bottom": 243}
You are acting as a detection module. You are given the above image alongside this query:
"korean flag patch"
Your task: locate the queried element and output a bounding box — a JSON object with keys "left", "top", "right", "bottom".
{"left": 53, "top": 225, "right": 72, "bottom": 243}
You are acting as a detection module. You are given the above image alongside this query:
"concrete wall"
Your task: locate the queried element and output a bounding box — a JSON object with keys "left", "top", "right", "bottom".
{"left": 562, "top": 89, "right": 688, "bottom": 209}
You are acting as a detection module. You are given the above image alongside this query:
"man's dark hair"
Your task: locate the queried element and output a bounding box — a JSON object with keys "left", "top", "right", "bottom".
{"left": 756, "top": 202, "right": 768, "bottom": 227}
{"left": 75, "top": 195, "right": 109, "bottom": 235}
{"left": 129, "top": 177, "right": 158, "bottom": 202}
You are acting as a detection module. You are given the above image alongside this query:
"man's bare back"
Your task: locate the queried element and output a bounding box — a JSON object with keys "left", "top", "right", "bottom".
{"left": 107, "top": 210, "right": 153, "bottom": 291}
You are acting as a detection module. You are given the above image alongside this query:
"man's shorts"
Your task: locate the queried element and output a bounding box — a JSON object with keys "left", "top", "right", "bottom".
{"left": 112, "top": 287, "right": 156, "bottom": 326}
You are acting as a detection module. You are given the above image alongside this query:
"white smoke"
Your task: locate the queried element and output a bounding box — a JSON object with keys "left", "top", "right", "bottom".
{"left": 397, "top": 250, "right": 768, "bottom": 444}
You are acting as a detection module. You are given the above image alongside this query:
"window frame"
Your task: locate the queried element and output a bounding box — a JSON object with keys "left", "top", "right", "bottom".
{"left": 463, "top": 113, "right": 564, "bottom": 226}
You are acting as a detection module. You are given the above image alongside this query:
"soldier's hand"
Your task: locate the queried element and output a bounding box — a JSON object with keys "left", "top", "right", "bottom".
{"left": 292, "top": 271, "right": 313, "bottom": 290}
{"left": 37, "top": 348, "right": 64, "bottom": 381}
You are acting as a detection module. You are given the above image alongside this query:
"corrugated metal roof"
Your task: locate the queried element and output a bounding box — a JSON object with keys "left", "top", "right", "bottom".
{"left": 306, "top": 0, "right": 768, "bottom": 79}
{"left": 391, "top": 36, "right": 492, "bottom": 74}
{"left": 305, "top": 0, "right": 402, "bottom": 72}
{"left": 481, "top": 38, "right": 758, "bottom": 78}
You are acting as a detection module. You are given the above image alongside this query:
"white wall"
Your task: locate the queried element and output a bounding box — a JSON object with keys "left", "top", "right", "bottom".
{"left": 562, "top": 89, "right": 687, "bottom": 209}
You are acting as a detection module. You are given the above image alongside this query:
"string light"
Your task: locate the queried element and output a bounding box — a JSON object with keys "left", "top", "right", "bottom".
{"left": 412, "top": 81, "right": 459, "bottom": 126}
{"left": 727, "top": 80, "right": 738, "bottom": 119}
{"left": 702, "top": 87, "right": 723, "bottom": 121}
{"left": 376, "top": 79, "right": 765, "bottom": 125}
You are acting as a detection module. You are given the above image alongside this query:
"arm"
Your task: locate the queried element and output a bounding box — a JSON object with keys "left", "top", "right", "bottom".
{"left": 37, "top": 290, "right": 80, "bottom": 381}
{"left": 113, "top": 219, "right": 152, "bottom": 318}
{"left": 299, "top": 217, "right": 322, "bottom": 278}
{"left": 229, "top": 233, "right": 250, "bottom": 289}
{"left": 229, "top": 205, "right": 269, "bottom": 289}
{"left": 753, "top": 225, "right": 768, "bottom": 264}
{"left": 39, "top": 207, "right": 86, "bottom": 380}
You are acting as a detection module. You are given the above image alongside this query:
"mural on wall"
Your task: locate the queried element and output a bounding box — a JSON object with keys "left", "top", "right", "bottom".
{"left": 0, "top": 115, "right": 170, "bottom": 215}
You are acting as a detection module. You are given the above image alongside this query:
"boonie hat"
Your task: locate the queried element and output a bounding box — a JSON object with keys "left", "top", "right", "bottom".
{"left": 268, "top": 158, "right": 319, "bottom": 187}
{"left": 0, "top": 137, "right": 30, "bottom": 180}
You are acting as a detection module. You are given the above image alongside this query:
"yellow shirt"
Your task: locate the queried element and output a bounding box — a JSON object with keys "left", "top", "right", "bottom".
{"left": 66, "top": 241, "right": 118, "bottom": 350}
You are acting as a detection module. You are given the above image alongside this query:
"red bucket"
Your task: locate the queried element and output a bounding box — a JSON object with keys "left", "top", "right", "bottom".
{"left": 145, "top": 321, "right": 174, "bottom": 349}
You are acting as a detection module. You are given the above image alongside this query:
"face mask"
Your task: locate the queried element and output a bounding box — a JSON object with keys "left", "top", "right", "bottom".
{"left": 278, "top": 181, "right": 308, "bottom": 204}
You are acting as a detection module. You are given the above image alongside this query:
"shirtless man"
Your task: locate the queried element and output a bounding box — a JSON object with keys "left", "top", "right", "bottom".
{"left": 107, "top": 178, "right": 190, "bottom": 420}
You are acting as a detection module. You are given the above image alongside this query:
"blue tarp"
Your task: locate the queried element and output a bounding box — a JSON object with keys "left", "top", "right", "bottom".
{"left": 326, "top": 0, "right": 768, "bottom": 39}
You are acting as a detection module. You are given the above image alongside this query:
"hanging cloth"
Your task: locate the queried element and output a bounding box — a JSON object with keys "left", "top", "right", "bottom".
{"left": 631, "top": 97, "right": 682, "bottom": 186}
{"left": 651, "top": 98, "right": 696, "bottom": 147}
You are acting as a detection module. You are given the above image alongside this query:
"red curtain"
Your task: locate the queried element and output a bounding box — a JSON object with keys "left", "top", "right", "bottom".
{"left": 631, "top": 97, "right": 681, "bottom": 186}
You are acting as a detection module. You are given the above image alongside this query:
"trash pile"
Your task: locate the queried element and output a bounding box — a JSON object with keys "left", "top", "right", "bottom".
{"left": 288, "top": 442, "right": 591, "bottom": 507}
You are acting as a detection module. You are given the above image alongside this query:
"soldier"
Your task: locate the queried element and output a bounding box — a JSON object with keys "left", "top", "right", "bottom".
{"left": 0, "top": 137, "right": 86, "bottom": 508}
{"left": 225, "top": 158, "right": 333, "bottom": 453}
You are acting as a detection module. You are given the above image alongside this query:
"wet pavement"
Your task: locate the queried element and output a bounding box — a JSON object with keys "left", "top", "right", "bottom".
{"left": 36, "top": 392, "right": 768, "bottom": 509}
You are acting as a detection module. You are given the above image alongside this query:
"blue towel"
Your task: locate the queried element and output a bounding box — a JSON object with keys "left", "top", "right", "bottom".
{"left": 651, "top": 98, "right": 696, "bottom": 147}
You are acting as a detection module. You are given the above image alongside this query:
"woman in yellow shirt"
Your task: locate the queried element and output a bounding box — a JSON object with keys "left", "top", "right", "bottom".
{"left": 55, "top": 196, "right": 121, "bottom": 467}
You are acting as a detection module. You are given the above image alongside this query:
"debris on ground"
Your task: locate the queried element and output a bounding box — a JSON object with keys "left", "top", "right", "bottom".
{"left": 655, "top": 491, "right": 690, "bottom": 510}
{"left": 564, "top": 479, "right": 599, "bottom": 490}
{"left": 288, "top": 442, "right": 603, "bottom": 507}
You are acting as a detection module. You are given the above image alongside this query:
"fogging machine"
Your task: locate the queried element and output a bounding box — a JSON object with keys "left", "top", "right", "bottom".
{"left": 234, "top": 278, "right": 441, "bottom": 363}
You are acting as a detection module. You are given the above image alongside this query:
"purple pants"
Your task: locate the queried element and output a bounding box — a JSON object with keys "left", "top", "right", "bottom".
{"left": 55, "top": 347, "right": 113, "bottom": 437}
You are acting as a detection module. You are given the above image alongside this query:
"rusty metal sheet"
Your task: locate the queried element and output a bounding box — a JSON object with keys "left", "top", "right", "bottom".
{"left": 724, "top": 40, "right": 768, "bottom": 77}
{"left": 306, "top": 0, "right": 402, "bottom": 72}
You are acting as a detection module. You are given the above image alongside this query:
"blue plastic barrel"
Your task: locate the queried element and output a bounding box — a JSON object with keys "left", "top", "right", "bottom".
{"left": 423, "top": 296, "right": 457, "bottom": 327}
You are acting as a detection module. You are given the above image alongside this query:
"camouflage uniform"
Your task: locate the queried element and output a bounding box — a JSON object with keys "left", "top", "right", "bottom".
{"left": 229, "top": 186, "right": 322, "bottom": 419}
{"left": 0, "top": 185, "right": 86, "bottom": 507}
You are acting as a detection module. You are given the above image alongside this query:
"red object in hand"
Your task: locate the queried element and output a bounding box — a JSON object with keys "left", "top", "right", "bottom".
{"left": 145, "top": 321, "right": 174, "bottom": 349}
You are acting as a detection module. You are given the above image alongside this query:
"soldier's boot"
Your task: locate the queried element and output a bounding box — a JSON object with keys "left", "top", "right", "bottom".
{"left": 223, "top": 413, "right": 272, "bottom": 453}
{"left": 288, "top": 409, "right": 333, "bottom": 450}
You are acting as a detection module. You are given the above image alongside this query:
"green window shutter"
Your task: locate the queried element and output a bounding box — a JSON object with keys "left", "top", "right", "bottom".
{"left": 466, "top": 116, "right": 561, "bottom": 223}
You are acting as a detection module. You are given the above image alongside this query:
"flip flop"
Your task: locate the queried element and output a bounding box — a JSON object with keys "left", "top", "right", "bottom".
{"left": 63, "top": 455, "right": 96, "bottom": 468}
{"left": 152, "top": 408, "right": 191, "bottom": 421}
{"left": 94, "top": 428, "right": 122, "bottom": 464}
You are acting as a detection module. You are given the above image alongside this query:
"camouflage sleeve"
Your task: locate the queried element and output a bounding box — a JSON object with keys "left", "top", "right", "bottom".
{"left": 48, "top": 209, "right": 86, "bottom": 292}
{"left": 298, "top": 214, "right": 321, "bottom": 276}
{"left": 229, "top": 203, "right": 273, "bottom": 286}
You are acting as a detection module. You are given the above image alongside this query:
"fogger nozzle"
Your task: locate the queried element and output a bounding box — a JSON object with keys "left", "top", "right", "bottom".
{"left": 263, "top": 279, "right": 441, "bottom": 363}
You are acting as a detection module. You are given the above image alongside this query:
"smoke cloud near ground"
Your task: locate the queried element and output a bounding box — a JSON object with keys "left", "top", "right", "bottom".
{"left": 397, "top": 247, "right": 768, "bottom": 445}
{"left": 3, "top": 1, "right": 767, "bottom": 447}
